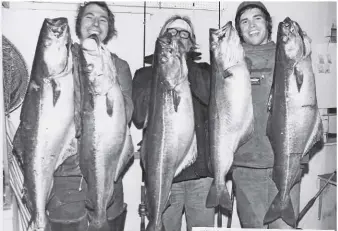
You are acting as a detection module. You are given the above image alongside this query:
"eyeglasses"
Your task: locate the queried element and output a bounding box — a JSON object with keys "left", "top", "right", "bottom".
{"left": 166, "top": 28, "right": 191, "bottom": 39}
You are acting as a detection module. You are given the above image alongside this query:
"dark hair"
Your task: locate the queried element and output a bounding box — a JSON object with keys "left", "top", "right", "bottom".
{"left": 235, "top": 5, "right": 272, "bottom": 43}
{"left": 75, "top": 1, "right": 117, "bottom": 44}
{"left": 159, "top": 15, "right": 198, "bottom": 51}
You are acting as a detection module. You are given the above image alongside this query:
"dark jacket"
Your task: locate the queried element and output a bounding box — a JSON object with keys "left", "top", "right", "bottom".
{"left": 132, "top": 56, "right": 213, "bottom": 183}
{"left": 54, "top": 43, "right": 134, "bottom": 177}
{"left": 234, "top": 41, "right": 309, "bottom": 168}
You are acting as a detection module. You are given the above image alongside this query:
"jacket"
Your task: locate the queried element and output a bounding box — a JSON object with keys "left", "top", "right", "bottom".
{"left": 132, "top": 56, "right": 213, "bottom": 183}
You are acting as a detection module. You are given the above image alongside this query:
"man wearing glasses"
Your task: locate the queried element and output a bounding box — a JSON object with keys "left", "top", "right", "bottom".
{"left": 132, "top": 16, "right": 214, "bottom": 231}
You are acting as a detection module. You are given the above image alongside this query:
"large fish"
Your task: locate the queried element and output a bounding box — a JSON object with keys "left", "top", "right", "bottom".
{"left": 264, "top": 17, "right": 323, "bottom": 226}
{"left": 206, "top": 21, "right": 254, "bottom": 211}
{"left": 141, "top": 33, "right": 197, "bottom": 231}
{"left": 78, "top": 34, "right": 134, "bottom": 231}
{"left": 12, "top": 18, "right": 74, "bottom": 231}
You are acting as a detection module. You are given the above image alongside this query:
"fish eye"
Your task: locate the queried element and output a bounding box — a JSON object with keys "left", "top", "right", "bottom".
{"left": 85, "top": 64, "right": 94, "bottom": 72}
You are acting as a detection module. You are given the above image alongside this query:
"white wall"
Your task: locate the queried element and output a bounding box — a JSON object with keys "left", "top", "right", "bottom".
{"left": 2, "top": 2, "right": 336, "bottom": 231}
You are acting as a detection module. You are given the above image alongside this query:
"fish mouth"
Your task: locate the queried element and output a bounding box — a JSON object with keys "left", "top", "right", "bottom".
{"left": 82, "top": 34, "right": 101, "bottom": 53}
{"left": 279, "top": 17, "right": 307, "bottom": 57}
{"left": 157, "top": 35, "right": 177, "bottom": 63}
{"left": 46, "top": 17, "right": 68, "bottom": 38}
{"left": 210, "top": 21, "right": 233, "bottom": 49}
{"left": 88, "top": 34, "right": 100, "bottom": 46}
{"left": 280, "top": 17, "right": 303, "bottom": 43}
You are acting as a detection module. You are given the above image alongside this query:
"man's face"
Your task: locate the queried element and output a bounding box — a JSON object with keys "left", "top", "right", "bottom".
{"left": 239, "top": 7, "right": 269, "bottom": 46}
{"left": 165, "top": 19, "right": 193, "bottom": 52}
{"left": 80, "top": 4, "right": 109, "bottom": 43}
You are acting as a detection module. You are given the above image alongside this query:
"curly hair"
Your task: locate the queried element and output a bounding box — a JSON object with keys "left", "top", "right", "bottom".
{"left": 159, "top": 15, "right": 198, "bottom": 51}
{"left": 235, "top": 4, "right": 272, "bottom": 43}
{"left": 75, "top": 1, "right": 117, "bottom": 44}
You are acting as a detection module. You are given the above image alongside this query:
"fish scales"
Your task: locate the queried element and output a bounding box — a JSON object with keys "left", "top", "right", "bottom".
{"left": 141, "top": 34, "right": 197, "bottom": 231}
{"left": 12, "top": 17, "right": 74, "bottom": 231}
{"left": 78, "top": 35, "right": 134, "bottom": 231}
{"left": 206, "top": 21, "right": 254, "bottom": 211}
{"left": 264, "top": 17, "right": 323, "bottom": 227}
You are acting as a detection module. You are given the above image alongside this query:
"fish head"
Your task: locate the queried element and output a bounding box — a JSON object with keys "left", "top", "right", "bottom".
{"left": 155, "top": 32, "right": 188, "bottom": 90}
{"left": 209, "top": 21, "right": 244, "bottom": 71}
{"left": 41, "top": 17, "right": 72, "bottom": 76}
{"left": 82, "top": 34, "right": 116, "bottom": 95}
{"left": 277, "top": 17, "right": 312, "bottom": 62}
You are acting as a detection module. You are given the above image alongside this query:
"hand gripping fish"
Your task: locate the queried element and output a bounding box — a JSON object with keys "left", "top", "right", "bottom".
{"left": 78, "top": 34, "right": 134, "bottom": 231}
{"left": 140, "top": 33, "right": 198, "bottom": 231}
{"left": 12, "top": 18, "right": 75, "bottom": 231}
{"left": 264, "top": 17, "right": 323, "bottom": 227}
{"left": 206, "top": 21, "right": 254, "bottom": 211}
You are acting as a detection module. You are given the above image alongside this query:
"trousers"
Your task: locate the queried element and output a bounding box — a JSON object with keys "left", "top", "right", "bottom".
{"left": 232, "top": 167, "right": 301, "bottom": 228}
{"left": 162, "top": 177, "right": 215, "bottom": 231}
{"left": 46, "top": 154, "right": 125, "bottom": 228}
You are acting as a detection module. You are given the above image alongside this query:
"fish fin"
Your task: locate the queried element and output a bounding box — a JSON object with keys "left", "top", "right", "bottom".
{"left": 264, "top": 193, "right": 296, "bottom": 227}
{"left": 51, "top": 79, "right": 61, "bottom": 106}
{"left": 143, "top": 111, "right": 149, "bottom": 129}
{"left": 114, "top": 129, "right": 135, "bottom": 182}
{"left": 140, "top": 136, "right": 147, "bottom": 170}
{"left": 172, "top": 90, "right": 181, "bottom": 112}
{"left": 12, "top": 128, "right": 24, "bottom": 168}
{"left": 106, "top": 93, "right": 114, "bottom": 117}
{"left": 294, "top": 65, "right": 304, "bottom": 92}
{"left": 239, "top": 116, "right": 254, "bottom": 147}
{"left": 206, "top": 180, "right": 232, "bottom": 211}
{"left": 294, "top": 168, "right": 303, "bottom": 185}
{"left": 26, "top": 217, "right": 35, "bottom": 231}
{"left": 89, "top": 93, "right": 95, "bottom": 110}
{"left": 267, "top": 87, "right": 273, "bottom": 113}
{"left": 174, "top": 133, "right": 197, "bottom": 177}
{"left": 55, "top": 128, "right": 77, "bottom": 171}
{"left": 164, "top": 195, "right": 171, "bottom": 212}
{"left": 302, "top": 111, "right": 324, "bottom": 158}
{"left": 223, "top": 69, "right": 232, "bottom": 78}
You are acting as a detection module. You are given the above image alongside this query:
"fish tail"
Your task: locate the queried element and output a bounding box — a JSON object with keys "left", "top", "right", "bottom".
{"left": 264, "top": 193, "right": 296, "bottom": 227}
{"left": 206, "top": 180, "right": 232, "bottom": 211}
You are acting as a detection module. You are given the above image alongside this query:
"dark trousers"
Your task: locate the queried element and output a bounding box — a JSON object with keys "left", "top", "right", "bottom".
{"left": 46, "top": 154, "right": 125, "bottom": 227}
{"left": 232, "top": 167, "right": 300, "bottom": 228}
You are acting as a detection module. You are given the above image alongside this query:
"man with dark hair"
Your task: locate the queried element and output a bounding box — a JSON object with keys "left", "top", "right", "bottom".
{"left": 132, "top": 15, "right": 214, "bottom": 231}
{"left": 46, "top": 2, "right": 133, "bottom": 231}
{"left": 232, "top": 1, "right": 306, "bottom": 228}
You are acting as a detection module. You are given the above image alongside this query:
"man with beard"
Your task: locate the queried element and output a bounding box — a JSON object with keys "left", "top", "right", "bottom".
{"left": 132, "top": 15, "right": 215, "bottom": 231}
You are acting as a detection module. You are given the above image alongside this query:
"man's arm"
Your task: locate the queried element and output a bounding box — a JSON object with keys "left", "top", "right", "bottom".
{"left": 114, "top": 56, "right": 134, "bottom": 123}
{"left": 188, "top": 61, "right": 211, "bottom": 106}
{"left": 131, "top": 67, "right": 152, "bottom": 130}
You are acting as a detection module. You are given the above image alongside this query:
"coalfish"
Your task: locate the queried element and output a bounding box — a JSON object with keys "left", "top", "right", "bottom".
{"left": 12, "top": 18, "right": 74, "bottom": 231}
{"left": 141, "top": 33, "right": 197, "bottom": 231}
{"left": 264, "top": 17, "right": 323, "bottom": 227}
{"left": 206, "top": 21, "right": 254, "bottom": 211}
{"left": 78, "top": 34, "right": 134, "bottom": 231}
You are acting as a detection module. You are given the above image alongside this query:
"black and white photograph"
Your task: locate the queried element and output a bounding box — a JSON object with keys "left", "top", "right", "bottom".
{"left": 1, "top": 1, "right": 337, "bottom": 231}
